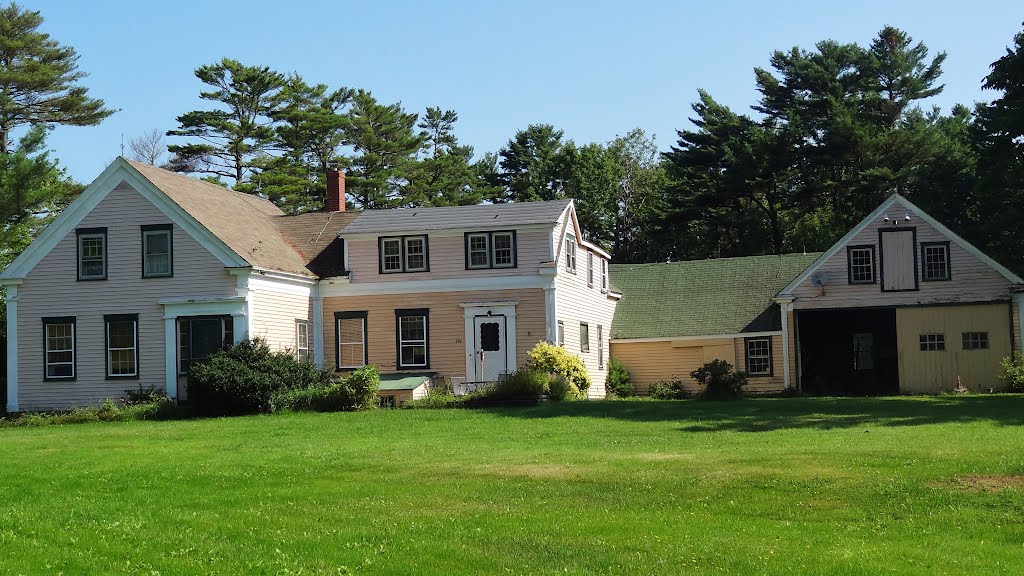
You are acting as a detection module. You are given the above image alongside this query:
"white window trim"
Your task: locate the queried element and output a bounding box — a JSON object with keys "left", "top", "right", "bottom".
{"left": 557, "top": 321, "right": 565, "bottom": 347}
{"left": 78, "top": 232, "right": 106, "bottom": 280}
{"left": 580, "top": 322, "right": 590, "bottom": 353}
{"left": 106, "top": 317, "right": 139, "bottom": 378}
{"left": 565, "top": 235, "right": 577, "bottom": 273}
{"left": 491, "top": 232, "right": 515, "bottom": 269}
{"left": 337, "top": 316, "right": 367, "bottom": 369}
{"left": 295, "top": 320, "right": 310, "bottom": 362}
{"left": 922, "top": 243, "right": 950, "bottom": 281}
{"left": 380, "top": 235, "right": 428, "bottom": 273}
{"left": 404, "top": 236, "right": 428, "bottom": 272}
{"left": 745, "top": 337, "right": 772, "bottom": 376}
{"left": 597, "top": 324, "right": 604, "bottom": 368}
{"left": 398, "top": 314, "right": 428, "bottom": 368}
{"left": 467, "top": 233, "right": 491, "bottom": 269}
{"left": 849, "top": 247, "right": 875, "bottom": 284}
{"left": 601, "top": 259, "right": 608, "bottom": 290}
{"left": 587, "top": 252, "right": 594, "bottom": 286}
{"left": 45, "top": 319, "right": 76, "bottom": 380}
{"left": 380, "top": 238, "right": 403, "bottom": 273}
{"left": 142, "top": 228, "right": 172, "bottom": 278}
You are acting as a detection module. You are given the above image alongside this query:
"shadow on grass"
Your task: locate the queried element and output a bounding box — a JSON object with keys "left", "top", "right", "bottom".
{"left": 480, "top": 395, "right": 1024, "bottom": 432}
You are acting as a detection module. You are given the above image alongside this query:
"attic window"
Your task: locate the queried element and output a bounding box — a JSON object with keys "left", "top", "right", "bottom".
{"left": 847, "top": 246, "right": 875, "bottom": 284}
{"left": 564, "top": 235, "right": 576, "bottom": 273}
{"left": 142, "top": 224, "right": 173, "bottom": 278}
{"left": 77, "top": 228, "right": 107, "bottom": 281}
{"left": 921, "top": 242, "right": 950, "bottom": 281}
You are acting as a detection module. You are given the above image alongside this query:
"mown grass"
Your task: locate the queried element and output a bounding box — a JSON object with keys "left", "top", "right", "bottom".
{"left": 1, "top": 396, "right": 1023, "bottom": 575}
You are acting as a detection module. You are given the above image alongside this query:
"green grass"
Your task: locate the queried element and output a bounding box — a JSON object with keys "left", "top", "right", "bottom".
{"left": 2, "top": 396, "right": 1024, "bottom": 575}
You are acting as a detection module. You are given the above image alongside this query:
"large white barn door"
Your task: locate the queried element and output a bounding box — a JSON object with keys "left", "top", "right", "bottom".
{"left": 881, "top": 229, "right": 917, "bottom": 292}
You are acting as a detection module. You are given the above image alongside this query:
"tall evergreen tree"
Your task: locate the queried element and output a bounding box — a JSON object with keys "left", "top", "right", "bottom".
{"left": 405, "top": 107, "right": 492, "bottom": 206}
{"left": 0, "top": 3, "right": 114, "bottom": 155}
{"left": 342, "top": 90, "right": 423, "bottom": 209}
{"left": 496, "top": 124, "right": 567, "bottom": 202}
{"left": 167, "top": 58, "right": 286, "bottom": 184}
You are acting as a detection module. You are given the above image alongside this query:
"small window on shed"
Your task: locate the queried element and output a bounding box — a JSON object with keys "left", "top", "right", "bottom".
{"left": 919, "top": 333, "right": 945, "bottom": 352}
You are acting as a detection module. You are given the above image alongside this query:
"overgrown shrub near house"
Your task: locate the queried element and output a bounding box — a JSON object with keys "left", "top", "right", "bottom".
{"left": 606, "top": 357, "right": 634, "bottom": 397}
{"left": 525, "top": 341, "right": 589, "bottom": 398}
{"left": 188, "top": 337, "right": 333, "bottom": 415}
{"left": 0, "top": 393, "right": 181, "bottom": 428}
{"left": 691, "top": 360, "right": 747, "bottom": 401}
{"left": 547, "top": 374, "right": 575, "bottom": 401}
{"left": 402, "top": 389, "right": 459, "bottom": 409}
{"left": 648, "top": 380, "right": 692, "bottom": 399}
{"left": 270, "top": 365, "right": 381, "bottom": 413}
{"left": 999, "top": 352, "right": 1024, "bottom": 392}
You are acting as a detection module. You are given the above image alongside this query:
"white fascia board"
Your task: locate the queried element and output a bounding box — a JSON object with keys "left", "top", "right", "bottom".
{"left": 610, "top": 331, "right": 783, "bottom": 344}
{"left": 318, "top": 274, "right": 551, "bottom": 297}
{"left": 0, "top": 158, "right": 248, "bottom": 280}
{"left": 249, "top": 274, "right": 314, "bottom": 297}
{"left": 340, "top": 223, "right": 556, "bottom": 242}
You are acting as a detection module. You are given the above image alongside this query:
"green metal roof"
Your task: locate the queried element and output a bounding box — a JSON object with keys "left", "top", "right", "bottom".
{"left": 378, "top": 373, "right": 432, "bottom": 391}
{"left": 610, "top": 253, "right": 821, "bottom": 340}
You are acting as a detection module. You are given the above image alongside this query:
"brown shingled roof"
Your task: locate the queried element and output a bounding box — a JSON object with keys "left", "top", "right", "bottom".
{"left": 274, "top": 211, "right": 360, "bottom": 278}
{"left": 124, "top": 160, "right": 318, "bottom": 277}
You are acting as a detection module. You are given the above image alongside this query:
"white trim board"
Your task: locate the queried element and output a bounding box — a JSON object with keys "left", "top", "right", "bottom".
{"left": 610, "top": 331, "right": 782, "bottom": 344}
{"left": 318, "top": 274, "right": 554, "bottom": 297}
{"left": 0, "top": 158, "right": 249, "bottom": 281}
{"left": 780, "top": 193, "right": 1024, "bottom": 295}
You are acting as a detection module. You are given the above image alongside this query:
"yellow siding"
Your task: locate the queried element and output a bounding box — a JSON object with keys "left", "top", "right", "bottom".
{"left": 610, "top": 335, "right": 787, "bottom": 395}
{"left": 16, "top": 182, "right": 237, "bottom": 410}
{"left": 895, "top": 303, "right": 1012, "bottom": 393}
{"left": 322, "top": 288, "right": 547, "bottom": 380}
{"left": 791, "top": 198, "right": 1012, "bottom": 310}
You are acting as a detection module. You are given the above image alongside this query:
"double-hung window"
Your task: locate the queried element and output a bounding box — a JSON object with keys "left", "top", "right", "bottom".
{"left": 396, "top": 309, "right": 429, "bottom": 369}
{"left": 105, "top": 314, "right": 139, "bottom": 379}
{"left": 336, "top": 312, "right": 368, "bottom": 369}
{"left": 465, "top": 231, "right": 517, "bottom": 269}
{"left": 43, "top": 317, "right": 76, "bottom": 380}
{"left": 847, "top": 245, "right": 875, "bottom": 284}
{"left": 557, "top": 321, "right": 565, "bottom": 347}
{"left": 745, "top": 337, "right": 772, "bottom": 376}
{"left": 601, "top": 259, "right": 608, "bottom": 290}
{"left": 580, "top": 322, "right": 590, "bottom": 353}
{"left": 588, "top": 253, "right": 594, "bottom": 286}
{"left": 380, "top": 235, "right": 428, "bottom": 273}
{"left": 77, "top": 228, "right": 107, "bottom": 280}
{"left": 597, "top": 325, "right": 604, "bottom": 368}
{"left": 921, "top": 242, "right": 951, "bottom": 281}
{"left": 142, "top": 224, "right": 173, "bottom": 277}
{"left": 295, "top": 320, "right": 310, "bottom": 362}
{"left": 564, "top": 234, "right": 577, "bottom": 273}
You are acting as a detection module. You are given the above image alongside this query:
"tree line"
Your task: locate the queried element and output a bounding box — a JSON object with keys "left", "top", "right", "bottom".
{"left": 2, "top": 0, "right": 1024, "bottom": 287}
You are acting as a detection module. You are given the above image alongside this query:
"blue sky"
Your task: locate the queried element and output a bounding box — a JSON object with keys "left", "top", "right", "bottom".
{"left": 22, "top": 0, "right": 1024, "bottom": 183}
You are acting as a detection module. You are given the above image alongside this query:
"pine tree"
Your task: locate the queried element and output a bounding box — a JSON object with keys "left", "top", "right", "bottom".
{"left": 496, "top": 124, "right": 567, "bottom": 202}
{"left": 342, "top": 91, "right": 423, "bottom": 209}
{"left": 405, "top": 107, "right": 493, "bottom": 206}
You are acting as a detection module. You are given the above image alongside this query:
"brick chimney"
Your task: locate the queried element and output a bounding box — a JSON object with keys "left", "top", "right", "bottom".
{"left": 326, "top": 169, "right": 346, "bottom": 212}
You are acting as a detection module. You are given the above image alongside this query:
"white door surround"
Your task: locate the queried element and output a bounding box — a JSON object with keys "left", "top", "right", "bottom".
{"left": 473, "top": 315, "right": 508, "bottom": 382}
{"left": 159, "top": 296, "right": 247, "bottom": 399}
{"left": 461, "top": 302, "right": 517, "bottom": 383}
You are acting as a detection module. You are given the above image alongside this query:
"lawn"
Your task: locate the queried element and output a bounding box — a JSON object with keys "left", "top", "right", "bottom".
{"left": 2, "top": 396, "right": 1024, "bottom": 575}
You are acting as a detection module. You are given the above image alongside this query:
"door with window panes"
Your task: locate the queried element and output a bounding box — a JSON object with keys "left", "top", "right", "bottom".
{"left": 473, "top": 315, "right": 507, "bottom": 382}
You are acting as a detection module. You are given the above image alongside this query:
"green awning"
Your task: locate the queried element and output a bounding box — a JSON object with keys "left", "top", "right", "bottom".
{"left": 378, "top": 373, "right": 432, "bottom": 391}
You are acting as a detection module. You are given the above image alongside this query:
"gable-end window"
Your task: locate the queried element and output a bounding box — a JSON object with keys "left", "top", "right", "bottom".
{"left": 43, "top": 317, "right": 76, "bottom": 380}
{"left": 580, "top": 322, "right": 590, "bottom": 353}
{"left": 919, "top": 333, "right": 945, "bottom": 352}
{"left": 745, "top": 337, "right": 772, "bottom": 376}
{"left": 142, "top": 224, "right": 173, "bottom": 278}
{"left": 464, "top": 231, "right": 517, "bottom": 270}
{"left": 601, "top": 259, "right": 608, "bottom": 290}
{"left": 598, "top": 325, "right": 604, "bottom": 369}
{"left": 962, "top": 332, "right": 989, "bottom": 351}
{"left": 564, "top": 234, "right": 577, "bottom": 273}
{"left": 396, "top": 309, "right": 429, "bottom": 369}
{"left": 921, "top": 242, "right": 951, "bottom": 281}
{"left": 295, "top": 320, "right": 310, "bottom": 362}
{"left": 178, "top": 316, "right": 233, "bottom": 375}
{"left": 336, "top": 311, "right": 368, "bottom": 369}
{"left": 847, "top": 245, "right": 875, "bottom": 284}
{"left": 557, "top": 321, "right": 565, "bottom": 347}
{"left": 105, "top": 314, "right": 139, "bottom": 379}
{"left": 588, "top": 252, "right": 594, "bottom": 286}
{"left": 77, "top": 228, "right": 107, "bottom": 280}
{"left": 379, "top": 235, "right": 428, "bottom": 273}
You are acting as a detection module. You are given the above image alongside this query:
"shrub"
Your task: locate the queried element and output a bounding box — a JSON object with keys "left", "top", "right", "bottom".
{"left": 492, "top": 370, "right": 551, "bottom": 399}
{"left": 547, "top": 374, "right": 577, "bottom": 401}
{"left": 188, "top": 337, "right": 333, "bottom": 415}
{"left": 525, "top": 341, "right": 590, "bottom": 398}
{"left": 270, "top": 365, "right": 380, "bottom": 413}
{"left": 402, "top": 389, "right": 459, "bottom": 409}
{"left": 606, "top": 357, "right": 634, "bottom": 397}
{"left": 999, "top": 352, "right": 1024, "bottom": 393}
{"left": 648, "top": 380, "right": 691, "bottom": 399}
{"left": 0, "top": 397, "right": 183, "bottom": 428}
{"left": 123, "top": 385, "right": 166, "bottom": 406}
{"left": 691, "top": 360, "right": 747, "bottom": 401}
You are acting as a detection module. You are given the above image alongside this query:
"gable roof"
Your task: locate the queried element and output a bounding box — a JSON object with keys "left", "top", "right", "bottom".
{"left": 610, "top": 253, "right": 821, "bottom": 340}
{"left": 339, "top": 199, "right": 572, "bottom": 235}
{"left": 780, "top": 193, "right": 1024, "bottom": 294}
{"left": 274, "top": 211, "right": 360, "bottom": 278}
{"left": 125, "top": 160, "right": 315, "bottom": 277}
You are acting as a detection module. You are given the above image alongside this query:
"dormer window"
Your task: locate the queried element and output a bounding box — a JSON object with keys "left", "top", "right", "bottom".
{"left": 465, "top": 231, "right": 517, "bottom": 269}
{"left": 379, "top": 235, "right": 429, "bottom": 273}
{"left": 76, "top": 227, "right": 107, "bottom": 281}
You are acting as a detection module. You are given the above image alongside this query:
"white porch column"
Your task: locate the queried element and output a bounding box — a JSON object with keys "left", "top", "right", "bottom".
{"left": 5, "top": 285, "right": 20, "bottom": 412}
{"left": 164, "top": 316, "right": 177, "bottom": 399}
{"left": 231, "top": 270, "right": 253, "bottom": 340}
{"left": 776, "top": 296, "right": 794, "bottom": 390}
{"left": 544, "top": 283, "right": 557, "bottom": 343}
{"left": 312, "top": 288, "right": 325, "bottom": 368}
{"left": 1014, "top": 293, "right": 1024, "bottom": 352}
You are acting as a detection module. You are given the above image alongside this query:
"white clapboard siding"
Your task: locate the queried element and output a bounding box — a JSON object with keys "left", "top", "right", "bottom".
{"left": 344, "top": 229, "right": 552, "bottom": 282}
{"left": 791, "top": 198, "right": 1013, "bottom": 309}
{"left": 16, "top": 182, "right": 238, "bottom": 410}
{"left": 249, "top": 288, "right": 312, "bottom": 355}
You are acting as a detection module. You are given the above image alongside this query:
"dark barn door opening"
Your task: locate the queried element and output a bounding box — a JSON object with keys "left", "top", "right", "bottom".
{"left": 798, "top": 309, "right": 899, "bottom": 396}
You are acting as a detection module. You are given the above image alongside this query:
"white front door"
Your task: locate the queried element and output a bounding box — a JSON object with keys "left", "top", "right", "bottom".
{"left": 474, "top": 315, "right": 508, "bottom": 382}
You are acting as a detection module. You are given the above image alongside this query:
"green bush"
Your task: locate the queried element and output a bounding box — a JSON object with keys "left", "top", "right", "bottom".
{"left": 493, "top": 370, "right": 550, "bottom": 398}
{"left": 606, "top": 357, "right": 634, "bottom": 397}
{"left": 270, "top": 365, "right": 380, "bottom": 413}
{"left": 691, "top": 360, "right": 747, "bottom": 401}
{"left": 0, "top": 397, "right": 182, "bottom": 428}
{"left": 188, "top": 337, "right": 334, "bottom": 415}
{"left": 648, "top": 380, "right": 691, "bottom": 399}
{"left": 525, "top": 341, "right": 589, "bottom": 398}
{"left": 547, "top": 374, "right": 576, "bottom": 402}
{"left": 402, "top": 388, "right": 459, "bottom": 409}
{"left": 999, "top": 352, "right": 1024, "bottom": 393}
